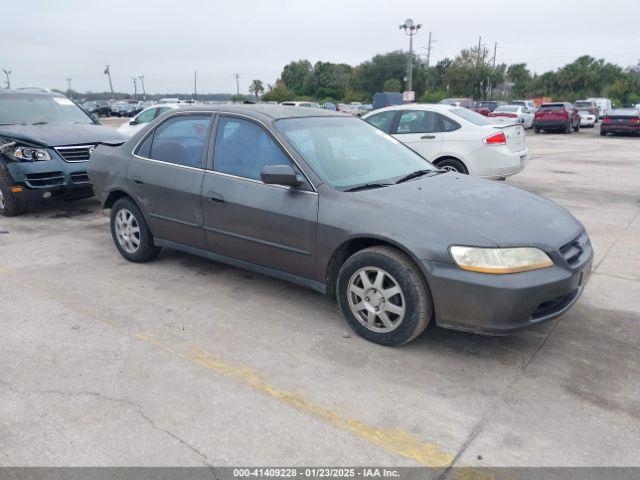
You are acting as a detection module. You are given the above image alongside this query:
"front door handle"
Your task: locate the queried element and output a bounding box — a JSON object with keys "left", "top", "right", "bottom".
{"left": 131, "top": 175, "right": 144, "bottom": 185}
{"left": 207, "top": 191, "right": 225, "bottom": 203}
{"left": 421, "top": 134, "right": 436, "bottom": 139}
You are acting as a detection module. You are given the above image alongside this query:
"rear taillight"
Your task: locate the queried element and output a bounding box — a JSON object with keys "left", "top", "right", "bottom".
{"left": 484, "top": 132, "right": 507, "bottom": 145}
{"left": 631, "top": 117, "right": 640, "bottom": 124}
{"left": 603, "top": 117, "right": 611, "bottom": 123}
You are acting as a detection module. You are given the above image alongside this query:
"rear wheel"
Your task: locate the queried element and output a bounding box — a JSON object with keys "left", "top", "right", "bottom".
{"left": 600, "top": 129, "right": 606, "bottom": 136}
{"left": 110, "top": 197, "right": 160, "bottom": 262}
{"left": 435, "top": 158, "right": 468, "bottom": 174}
{"left": 573, "top": 121, "right": 580, "bottom": 132}
{"left": 564, "top": 122, "right": 572, "bottom": 134}
{"left": 534, "top": 127, "right": 541, "bottom": 134}
{"left": 0, "top": 172, "right": 27, "bottom": 217}
{"left": 336, "top": 246, "right": 432, "bottom": 346}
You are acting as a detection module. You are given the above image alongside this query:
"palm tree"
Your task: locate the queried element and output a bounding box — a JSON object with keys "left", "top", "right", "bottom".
{"left": 249, "top": 79, "right": 265, "bottom": 100}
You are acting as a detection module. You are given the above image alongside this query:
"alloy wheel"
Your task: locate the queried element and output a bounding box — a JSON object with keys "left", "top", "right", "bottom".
{"left": 114, "top": 208, "right": 141, "bottom": 254}
{"left": 441, "top": 166, "right": 458, "bottom": 173}
{"left": 0, "top": 188, "right": 5, "bottom": 211}
{"left": 347, "top": 267, "right": 406, "bottom": 333}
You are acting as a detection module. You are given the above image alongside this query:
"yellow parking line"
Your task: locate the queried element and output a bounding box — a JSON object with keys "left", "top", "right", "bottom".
{"left": 1, "top": 264, "right": 453, "bottom": 467}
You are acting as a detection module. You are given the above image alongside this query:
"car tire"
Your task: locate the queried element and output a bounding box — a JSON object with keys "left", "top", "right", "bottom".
{"left": 0, "top": 172, "right": 27, "bottom": 217}
{"left": 435, "top": 158, "right": 468, "bottom": 174}
{"left": 534, "top": 127, "right": 541, "bottom": 134}
{"left": 600, "top": 129, "right": 606, "bottom": 136}
{"left": 573, "top": 121, "right": 580, "bottom": 132}
{"left": 110, "top": 197, "right": 161, "bottom": 263}
{"left": 336, "top": 246, "right": 432, "bottom": 346}
{"left": 565, "top": 122, "right": 572, "bottom": 134}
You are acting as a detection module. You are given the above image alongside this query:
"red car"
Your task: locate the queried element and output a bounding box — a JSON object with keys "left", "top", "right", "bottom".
{"left": 534, "top": 102, "right": 580, "bottom": 134}
{"left": 474, "top": 101, "right": 507, "bottom": 116}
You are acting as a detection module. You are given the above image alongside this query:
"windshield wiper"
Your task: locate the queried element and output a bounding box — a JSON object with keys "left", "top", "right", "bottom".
{"left": 29, "top": 121, "right": 48, "bottom": 125}
{"left": 395, "top": 169, "right": 440, "bottom": 184}
{"left": 343, "top": 182, "right": 393, "bottom": 192}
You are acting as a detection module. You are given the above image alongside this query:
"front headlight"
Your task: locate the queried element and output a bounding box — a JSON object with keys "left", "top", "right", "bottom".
{"left": 0, "top": 140, "right": 51, "bottom": 162}
{"left": 13, "top": 146, "right": 51, "bottom": 161}
{"left": 449, "top": 246, "right": 553, "bottom": 274}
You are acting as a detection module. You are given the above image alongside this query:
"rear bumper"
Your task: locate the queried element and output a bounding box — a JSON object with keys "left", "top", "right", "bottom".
{"left": 421, "top": 240, "right": 593, "bottom": 334}
{"left": 468, "top": 146, "right": 529, "bottom": 179}
{"left": 601, "top": 125, "right": 640, "bottom": 134}
{"left": 534, "top": 120, "right": 569, "bottom": 130}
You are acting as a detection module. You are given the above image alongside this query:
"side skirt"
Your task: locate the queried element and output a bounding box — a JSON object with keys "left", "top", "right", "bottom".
{"left": 154, "top": 238, "right": 327, "bottom": 295}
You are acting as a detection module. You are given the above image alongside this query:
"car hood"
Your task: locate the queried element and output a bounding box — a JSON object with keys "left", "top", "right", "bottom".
{"left": 0, "top": 123, "right": 124, "bottom": 147}
{"left": 338, "top": 173, "right": 584, "bottom": 259}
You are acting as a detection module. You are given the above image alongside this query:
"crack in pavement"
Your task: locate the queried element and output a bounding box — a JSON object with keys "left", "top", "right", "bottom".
{"left": 0, "top": 377, "right": 213, "bottom": 467}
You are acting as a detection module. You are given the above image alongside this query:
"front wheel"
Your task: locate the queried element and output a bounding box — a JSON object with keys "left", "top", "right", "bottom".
{"left": 336, "top": 246, "right": 432, "bottom": 346}
{"left": 573, "top": 121, "right": 580, "bottom": 132}
{"left": 435, "top": 158, "right": 468, "bottom": 174}
{"left": 110, "top": 197, "right": 161, "bottom": 262}
{"left": 0, "top": 173, "right": 27, "bottom": 217}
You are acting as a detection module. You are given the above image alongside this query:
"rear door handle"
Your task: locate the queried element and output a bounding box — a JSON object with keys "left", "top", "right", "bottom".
{"left": 421, "top": 134, "right": 436, "bottom": 139}
{"left": 207, "top": 191, "right": 225, "bottom": 203}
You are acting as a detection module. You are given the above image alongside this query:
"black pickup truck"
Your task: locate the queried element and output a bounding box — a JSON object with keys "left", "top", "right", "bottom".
{"left": 0, "top": 89, "right": 124, "bottom": 216}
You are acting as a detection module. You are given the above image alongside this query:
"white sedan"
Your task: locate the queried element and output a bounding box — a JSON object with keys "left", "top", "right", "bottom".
{"left": 488, "top": 105, "right": 535, "bottom": 128}
{"left": 578, "top": 110, "right": 597, "bottom": 128}
{"left": 362, "top": 104, "right": 529, "bottom": 179}
{"left": 116, "top": 104, "right": 179, "bottom": 137}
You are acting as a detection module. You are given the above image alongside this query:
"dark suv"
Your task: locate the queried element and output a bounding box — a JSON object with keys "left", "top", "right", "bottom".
{"left": 81, "top": 100, "right": 112, "bottom": 117}
{"left": 534, "top": 102, "right": 580, "bottom": 133}
{"left": 0, "top": 89, "right": 124, "bottom": 216}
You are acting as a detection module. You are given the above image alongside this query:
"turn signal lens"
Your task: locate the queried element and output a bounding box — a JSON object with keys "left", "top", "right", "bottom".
{"left": 449, "top": 246, "right": 554, "bottom": 274}
{"left": 483, "top": 132, "right": 507, "bottom": 145}
{"left": 603, "top": 118, "right": 611, "bottom": 123}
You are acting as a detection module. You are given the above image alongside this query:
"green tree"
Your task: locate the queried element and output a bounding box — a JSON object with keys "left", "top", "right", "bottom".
{"left": 262, "top": 79, "right": 295, "bottom": 103}
{"left": 444, "top": 46, "right": 492, "bottom": 98}
{"left": 382, "top": 78, "right": 402, "bottom": 92}
{"left": 352, "top": 50, "right": 428, "bottom": 98}
{"left": 248, "top": 79, "right": 264, "bottom": 99}
{"left": 507, "top": 63, "right": 532, "bottom": 98}
{"left": 281, "top": 60, "right": 313, "bottom": 96}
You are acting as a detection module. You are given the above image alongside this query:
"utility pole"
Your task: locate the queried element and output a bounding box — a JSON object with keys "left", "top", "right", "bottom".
{"left": 2, "top": 69, "right": 11, "bottom": 89}
{"left": 104, "top": 64, "right": 114, "bottom": 97}
{"left": 423, "top": 31, "right": 438, "bottom": 69}
{"left": 194, "top": 71, "right": 197, "bottom": 99}
{"left": 234, "top": 73, "right": 240, "bottom": 95}
{"left": 399, "top": 18, "right": 422, "bottom": 97}
{"left": 139, "top": 75, "right": 146, "bottom": 99}
{"left": 66, "top": 78, "right": 72, "bottom": 95}
{"left": 477, "top": 36, "right": 482, "bottom": 66}
{"left": 488, "top": 42, "right": 497, "bottom": 100}
{"left": 132, "top": 77, "right": 138, "bottom": 98}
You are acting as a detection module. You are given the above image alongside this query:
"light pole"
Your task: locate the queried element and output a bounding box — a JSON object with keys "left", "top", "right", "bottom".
{"left": 139, "top": 75, "right": 146, "bottom": 99}
{"left": 2, "top": 69, "right": 11, "bottom": 89}
{"left": 399, "top": 18, "right": 421, "bottom": 95}
{"left": 66, "top": 78, "right": 72, "bottom": 92}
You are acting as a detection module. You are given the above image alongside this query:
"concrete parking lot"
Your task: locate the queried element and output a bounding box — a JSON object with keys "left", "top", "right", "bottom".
{"left": 0, "top": 123, "right": 638, "bottom": 470}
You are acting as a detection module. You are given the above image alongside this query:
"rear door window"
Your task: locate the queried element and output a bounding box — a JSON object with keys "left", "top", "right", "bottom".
{"left": 148, "top": 114, "right": 212, "bottom": 168}
{"left": 396, "top": 110, "right": 440, "bottom": 134}
{"left": 364, "top": 111, "right": 397, "bottom": 133}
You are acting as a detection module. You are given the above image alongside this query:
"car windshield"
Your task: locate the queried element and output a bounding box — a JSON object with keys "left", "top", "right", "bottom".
{"left": 276, "top": 116, "right": 436, "bottom": 190}
{"left": 450, "top": 108, "right": 494, "bottom": 125}
{"left": 0, "top": 94, "right": 93, "bottom": 125}
{"left": 574, "top": 102, "right": 592, "bottom": 108}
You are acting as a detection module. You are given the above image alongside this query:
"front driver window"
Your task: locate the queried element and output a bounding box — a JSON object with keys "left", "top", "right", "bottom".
{"left": 149, "top": 114, "right": 212, "bottom": 168}
{"left": 213, "top": 116, "right": 295, "bottom": 182}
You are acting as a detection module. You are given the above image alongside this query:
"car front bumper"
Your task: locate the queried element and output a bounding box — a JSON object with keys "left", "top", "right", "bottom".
{"left": 421, "top": 235, "right": 593, "bottom": 334}
{"left": 5, "top": 158, "right": 94, "bottom": 202}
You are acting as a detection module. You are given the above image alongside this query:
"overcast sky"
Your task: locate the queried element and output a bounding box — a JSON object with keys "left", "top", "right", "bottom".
{"left": 3, "top": 0, "right": 640, "bottom": 94}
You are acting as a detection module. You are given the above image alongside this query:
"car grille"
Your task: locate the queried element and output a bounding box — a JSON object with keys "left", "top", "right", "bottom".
{"left": 70, "top": 171, "right": 90, "bottom": 184}
{"left": 54, "top": 145, "right": 95, "bottom": 162}
{"left": 559, "top": 232, "right": 590, "bottom": 267}
{"left": 25, "top": 171, "right": 64, "bottom": 188}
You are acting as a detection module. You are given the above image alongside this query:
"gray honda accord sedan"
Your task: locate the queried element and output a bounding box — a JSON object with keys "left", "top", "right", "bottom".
{"left": 88, "top": 105, "right": 593, "bottom": 346}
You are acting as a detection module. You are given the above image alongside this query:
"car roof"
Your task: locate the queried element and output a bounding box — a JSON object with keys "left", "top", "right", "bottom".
{"left": 366, "top": 103, "right": 458, "bottom": 114}
{"left": 170, "top": 104, "right": 343, "bottom": 121}
{"left": 0, "top": 88, "right": 65, "bottom": 98}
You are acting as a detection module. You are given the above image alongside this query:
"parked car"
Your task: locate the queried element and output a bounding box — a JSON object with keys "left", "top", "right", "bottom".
{"left": 600, "top": 109, "right": 640, "bottom": 136}
{"left": 488, "top": 105, "right": 535, "bottom": 129}
{"left": 362, "top": 104, "right": 528, "bottom": 178}
{"left": 117, "top": 104, "right": 180, "bottom": 137}
{"left": 586, "top": 98, "right": 612, "bottom": 118}
{"left": 373, "top": 92, "right": 404, "bottom": 109}
{"left": 88, "top": 105, "right": 592, "bottom": 346}
{"left": 439, "top": 98, "right": 475, "bottom": 109}
{"left": 280, "top": 101, "right": 316, "bottom": 108}
{"left": 343, "top": 104, "right": 372, "bottom": 117}
{"left": 81, "top": 100, "right": 111, "bottom": 117}
{"left": 510, "top": 100, "right": 538, "bottom": 112}
{"left": 578, "top": 109, "right": 597, "bottom": 128}
{"left": 474, "top": 101, "right": 507, "bottom": 116}
{"left": 534, "top": 103, "right": 580, "bottom": 134}
{"left": 322, "top": 102, "right": 337, "bottom": 111}
{"left": 574, "top": 100, "right": 599, "bottom": 122}
{"left": 0, "top": 89, "right": 124, "bottom": 216}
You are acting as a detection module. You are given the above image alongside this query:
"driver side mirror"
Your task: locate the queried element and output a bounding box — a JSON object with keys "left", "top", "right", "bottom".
{"left": 260, "top": 164, "right": 303, "bottom": 187}
{"left": 129, "top": 119, "right": 136, "bottom": 125}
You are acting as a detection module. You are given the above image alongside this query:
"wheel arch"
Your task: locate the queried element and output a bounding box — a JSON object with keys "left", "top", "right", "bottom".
{"left": 432, "top": 155, "right": 468, "bottom": 172}
{"left": 324, "top": 235, "right": 431, "bottom": 298}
